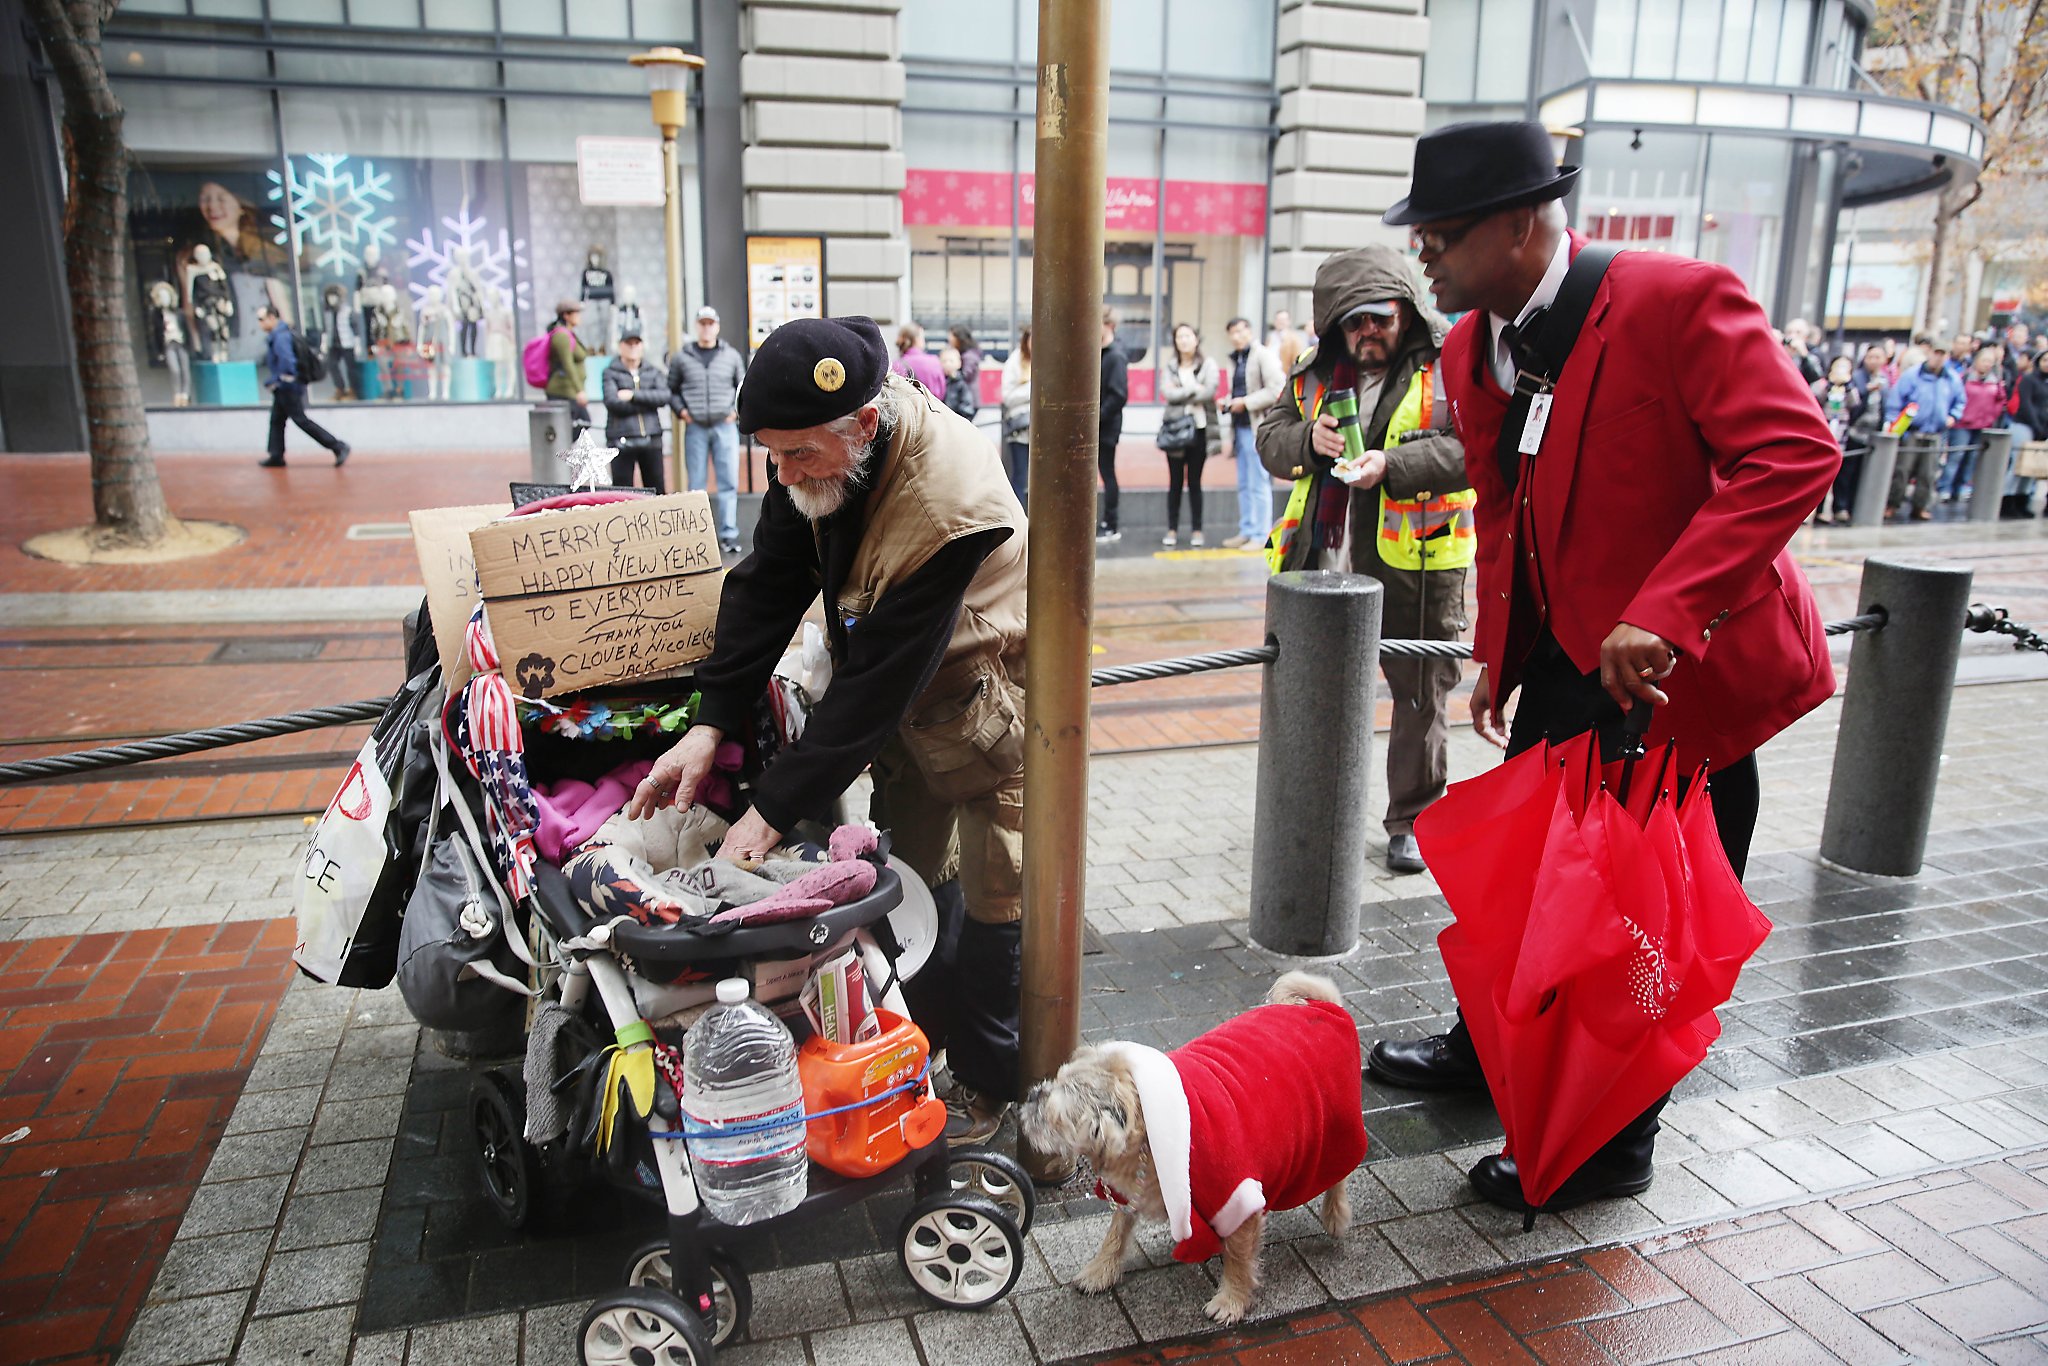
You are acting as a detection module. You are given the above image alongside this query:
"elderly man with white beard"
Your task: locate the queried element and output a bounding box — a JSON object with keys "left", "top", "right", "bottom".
{"left": 626, "top": 316, "right": 1030, "bottom": 1144}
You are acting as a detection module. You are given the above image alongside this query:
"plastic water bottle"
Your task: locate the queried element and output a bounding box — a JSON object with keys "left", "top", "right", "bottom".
{"left": 681, "top": 978, "right": 808, "bottom": 1225}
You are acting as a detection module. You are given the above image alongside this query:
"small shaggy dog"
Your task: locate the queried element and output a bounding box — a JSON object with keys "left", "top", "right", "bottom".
{"left": 1019, "top": 972, "right": 1367, "bottom": 1323}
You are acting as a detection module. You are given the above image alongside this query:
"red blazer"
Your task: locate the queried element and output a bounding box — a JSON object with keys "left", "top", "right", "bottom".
{"left": 1443, "top": 234, "right": 1838, "bottom": 772}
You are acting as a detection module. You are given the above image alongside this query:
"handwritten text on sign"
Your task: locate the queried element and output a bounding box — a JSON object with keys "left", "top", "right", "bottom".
{"left": 470, "top": 492, "right": 725, "bottom": 698}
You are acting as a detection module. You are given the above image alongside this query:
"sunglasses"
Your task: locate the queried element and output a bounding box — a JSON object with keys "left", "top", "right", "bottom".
{"left": 1341, "top": 310, "right": 1399, "bottom": 335}
{"left": 1408, "top": 216, "right": 1486, "bottom": 256}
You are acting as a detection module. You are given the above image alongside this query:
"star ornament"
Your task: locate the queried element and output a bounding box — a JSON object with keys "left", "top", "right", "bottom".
{"left": 564, "top": 427, "right": 616, "bottom": 492}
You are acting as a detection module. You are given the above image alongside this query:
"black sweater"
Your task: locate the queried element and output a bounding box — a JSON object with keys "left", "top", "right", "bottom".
{"left": 693, "top": 451, "right": 1006, "bottom": 834}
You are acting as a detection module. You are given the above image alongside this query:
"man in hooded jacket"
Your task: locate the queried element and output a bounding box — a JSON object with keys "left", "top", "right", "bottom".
{"left": 1255, "top": 246, "right": 1472, "bottom": 875}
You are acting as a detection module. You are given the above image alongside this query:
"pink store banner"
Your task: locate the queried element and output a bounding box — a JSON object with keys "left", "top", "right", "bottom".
{"left": 904, "top": 169, "right": 1267, "bottom": 237}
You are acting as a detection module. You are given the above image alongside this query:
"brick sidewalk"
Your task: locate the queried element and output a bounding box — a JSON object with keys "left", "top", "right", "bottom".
{"left": 1087, "top": 1152, "right": 2048, "bottom": 1364}
{"left": 0, "top": 921, "right": 298, "bottom": 1366}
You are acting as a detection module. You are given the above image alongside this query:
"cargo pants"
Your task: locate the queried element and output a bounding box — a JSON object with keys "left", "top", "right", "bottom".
{"left": 868, "top": 733, "right": 1025, "bottom": 1103}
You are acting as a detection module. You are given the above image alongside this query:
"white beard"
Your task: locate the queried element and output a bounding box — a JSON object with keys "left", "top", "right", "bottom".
{"left": 786, "top": 477, "right": 851, "bottom": 521}
{"left": 783, "top": 442, "right": 872, "bottom": 521}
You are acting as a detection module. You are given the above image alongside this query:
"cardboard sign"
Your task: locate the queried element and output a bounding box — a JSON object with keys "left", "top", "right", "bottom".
{"left": 408, "top": 503, "right": 507, "bottom": 687}
{"left": 469, "top": 491, "right": 723, "bottom": 698}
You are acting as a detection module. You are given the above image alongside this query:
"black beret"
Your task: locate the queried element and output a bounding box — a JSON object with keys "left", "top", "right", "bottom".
{"left": 736, "top": 316, "right": 890, "bottom": 435}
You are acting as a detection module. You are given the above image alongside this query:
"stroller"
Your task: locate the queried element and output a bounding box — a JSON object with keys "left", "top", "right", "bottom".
{"left": 427, "top": 639, "right": 1034, "bottom": 1366}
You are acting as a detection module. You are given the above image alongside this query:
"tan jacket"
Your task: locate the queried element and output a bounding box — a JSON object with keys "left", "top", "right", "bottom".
{"left": 840, "top": 376, "right": 1028, "bottom": 800}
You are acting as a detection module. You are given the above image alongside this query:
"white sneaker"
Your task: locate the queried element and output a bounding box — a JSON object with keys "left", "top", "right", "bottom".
{"left": 1190, "top": 531, "right": 1205, "bottom": 547}
{"left": 1162, "top": 532, "right": 1177, "bottom": 547}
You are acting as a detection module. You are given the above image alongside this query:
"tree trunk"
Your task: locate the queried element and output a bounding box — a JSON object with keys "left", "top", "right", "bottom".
{"left": 1922, "top": 190, "right": 1956, "bottom": 337}
{"left": 28, "top": 0, "right": 172, "bottom": 546}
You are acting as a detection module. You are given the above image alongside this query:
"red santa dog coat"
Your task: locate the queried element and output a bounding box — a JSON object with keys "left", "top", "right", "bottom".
{"left": 1100, "top": 999, "right": 1367, "bottom": 1263}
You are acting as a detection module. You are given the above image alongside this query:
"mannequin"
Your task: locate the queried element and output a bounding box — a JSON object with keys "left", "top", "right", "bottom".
{"left": 447, "top": 246, "right": 486, "bottom": 358}
{"left": 580, "top": 245, "right": 615, "bottom": 347}
{"left": 484, "top": 286, "right": 517, "bottom": 399}
{"left": 147, "top": 280, "right": 192, "bottom": 406}
{"left": 185, "top": 245, "right": 234, "bottom": 363}
{"left": 320, "top": 284, "right": 358, "bottom": 400}
{"left": 378, "top": 283, "right": 412, "bottom": 345}
{"left": 610, "top": 284, "right": 644, "bottom": 353}
{"left": 415, "top": 286, "right": 452, "bottom": 400}
{"left": 355, "top": 243, "right": 393, "bottom": 348}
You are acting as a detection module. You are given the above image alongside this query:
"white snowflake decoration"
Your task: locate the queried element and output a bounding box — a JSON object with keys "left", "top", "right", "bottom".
{"left": 268, "top": 154, "right": 397, "bottom": 277}
{"left": 563, "top": 428, "right": 616, "bottom": 492}
{"left": 406, "top": 204, "right": 531, "bottom": 314}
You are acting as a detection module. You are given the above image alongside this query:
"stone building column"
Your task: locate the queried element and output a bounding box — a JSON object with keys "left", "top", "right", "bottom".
{"left": 1268, "top": 0, "right": 1429, "bottom": 327}
{"left": 741, "top": 0, "right": 909, "bottom": 325}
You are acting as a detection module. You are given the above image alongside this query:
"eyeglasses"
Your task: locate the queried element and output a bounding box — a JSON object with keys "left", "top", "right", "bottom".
{"left": 1408, "top": 217, "right": 1484, "bottom": 256}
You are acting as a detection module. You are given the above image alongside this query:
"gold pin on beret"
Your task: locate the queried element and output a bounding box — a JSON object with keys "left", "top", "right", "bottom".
{"left": 813, "top": 358, "right": 846, "bottom": 392}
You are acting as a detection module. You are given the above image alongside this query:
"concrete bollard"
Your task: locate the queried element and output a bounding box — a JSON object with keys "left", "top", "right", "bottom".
{"left": 1852, "top": 432, "right": 1899, "bottom": 528}
{"left": 1819, "top": 556, "right": 1974, "bottom": 876}
{"left": 1970, "top": 430, "right": 2015, "bottom": 523}
{"left": 529, "top": 401, "right": 571, "bottom": 482}
{"left": 1250, "top": 572, "right": 1382, "bottom": 956}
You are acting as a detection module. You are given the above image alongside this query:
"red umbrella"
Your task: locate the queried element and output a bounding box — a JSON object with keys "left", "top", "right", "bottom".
{"left": 1415, "top": 715, "right": 1771, "bottom": 1223}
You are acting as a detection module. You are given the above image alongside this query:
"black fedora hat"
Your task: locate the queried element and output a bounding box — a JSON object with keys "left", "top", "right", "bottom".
{"left": 1382, "top": 121, "right": 1578, "bottom": 227}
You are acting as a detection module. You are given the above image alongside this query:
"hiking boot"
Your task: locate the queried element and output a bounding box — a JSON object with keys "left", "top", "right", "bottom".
{"left": 943, "top": 1084, "right": 1009, "bottom": 1145}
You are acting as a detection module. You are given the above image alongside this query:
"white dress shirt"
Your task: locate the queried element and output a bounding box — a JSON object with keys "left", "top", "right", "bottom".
{"left": 1487, "top": 233, "right": 1574, "bottom": 393}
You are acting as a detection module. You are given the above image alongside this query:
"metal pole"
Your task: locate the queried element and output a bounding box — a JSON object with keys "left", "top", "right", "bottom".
{"left": 1969, "top": 429, "right": 2013, "bottom": 523}
{"left": 1819, "top": 556, "right": 1974, "bottom": 876}
{"left": 1852, "top": 430, "right": 1899, "bottom": 527}
{"left": 1018, "top": 0, "right": 1108, "bottom": 1184}
{"left": 1249, "top": 573, "right": 1383, "bottom": 956}
{"left": 663, "top": 127, "right": 686, "bottom": 497}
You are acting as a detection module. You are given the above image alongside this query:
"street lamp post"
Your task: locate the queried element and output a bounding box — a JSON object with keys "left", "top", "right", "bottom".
{"left": 629, "top": 45, "right": 706, "bottom": 496}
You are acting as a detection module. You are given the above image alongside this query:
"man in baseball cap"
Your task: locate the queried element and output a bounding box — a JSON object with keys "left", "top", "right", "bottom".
{"left": 630, "top": 316, "right": 1032, "bottom": 1147}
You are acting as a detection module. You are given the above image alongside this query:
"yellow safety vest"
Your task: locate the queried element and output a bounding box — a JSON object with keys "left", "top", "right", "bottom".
{"left": 1267, "top": 360, "right": 1476, "bottom": 573}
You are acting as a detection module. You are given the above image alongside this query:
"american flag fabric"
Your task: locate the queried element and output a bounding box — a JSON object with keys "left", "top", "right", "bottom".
{"left": 457, "top": 602, "right": 538, "bottom": 899}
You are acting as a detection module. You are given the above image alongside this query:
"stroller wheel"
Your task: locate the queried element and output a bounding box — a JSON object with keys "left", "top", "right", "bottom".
{"left": 625, "top": 1243, "right": 751, "bottom": 1347}
{"left": 946, "top": 1148, "right": 1037, "bottom": 1235}
{"left": 469, "top": 1071, "right": 539, "bottom": 1229}
{"left": 897, "top": 1192, "right": 1024, "bottom": 1310}
{"left": 579, "top": 1286, "right": 713, "bottom": 1366}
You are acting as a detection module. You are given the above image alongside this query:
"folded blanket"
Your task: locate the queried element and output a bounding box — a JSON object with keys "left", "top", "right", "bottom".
{"left": 711, "top": 859, "right": 878, "bottom": 926}
{"left": 533, "top": 759, "right": 655, "bottom": 862}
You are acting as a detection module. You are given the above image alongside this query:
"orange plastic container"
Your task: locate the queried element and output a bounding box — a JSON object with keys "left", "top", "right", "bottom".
{"left": 797, "top": 1010, "right": 947, "bottom": 1179}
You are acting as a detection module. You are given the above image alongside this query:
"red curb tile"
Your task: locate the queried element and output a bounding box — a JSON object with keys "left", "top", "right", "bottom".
{"left": 0, "top": 1307, "right": 109, "bottom": 1364}
{"left": 1582, "top": 1299, "right": 1740, "bottom": 1365}
{"left": 1520, "top": 1325, "right": 1611, "bottom": 1366}
{"left": 1355, "top": 1298, "right": 1450, "bottom": 1363}
{"left": 1581, "top": 1248, "right": 1684, "bottom": 1309}
{"left": 1423, "top": 1300, "right": 1539, "bottom": 1365}
{"left": 1484, "top": 1269, "right": 1629, "bottom": 1336}
{"left": 1236, "top": 1325, "right": 1390, "bottom": 1365}
{"left": 1412, "top": 1268, "right": 1529, "bottom": 1306}
{"left": 0, "top": 1198, "right": 94, "bottom": 1280}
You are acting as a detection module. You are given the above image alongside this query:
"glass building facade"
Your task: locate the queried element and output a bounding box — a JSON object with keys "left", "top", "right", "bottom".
{"left": 102, "top": 0, "right": 704, "bottom": 406}
{"left": 900, "top": 0, "right": 1277, "bottom": 398}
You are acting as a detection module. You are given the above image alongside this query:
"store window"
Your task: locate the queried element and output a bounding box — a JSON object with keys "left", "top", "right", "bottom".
{"left": 1697, "top": 134, "right": 1790, "bottom": 300}
{"left": 121, "top": 81, "right": 289, "bottom": 406}
{"left": 1578, "top": 127, "right": 1705, "bottom": 257}
{"left": 1162, "top": 122, "right": 1270, "bottom": 357}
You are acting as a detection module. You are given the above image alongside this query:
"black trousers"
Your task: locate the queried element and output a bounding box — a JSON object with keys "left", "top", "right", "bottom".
{"left": 609, "top": 437, "right": 665, "bottom": 492}
{"left": 1098, "top": 439, "right": 1120, "bottom": 530}
{"left": 267, "top": 386, "right": 344, "bottom": 460}
{"left": 1445, "top": 634, "right": 1761, "bottom": 1170}
{"left": 1165, "top": 447, "right": 1209, "bottom": 532}
{"left": 899, "top": 879, "right": 1021, "bottom": 1102}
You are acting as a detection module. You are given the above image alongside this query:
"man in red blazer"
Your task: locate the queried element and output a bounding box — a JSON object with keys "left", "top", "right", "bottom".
{"left": 1365, "top": 122, "right": 1839, "bottom": 1214}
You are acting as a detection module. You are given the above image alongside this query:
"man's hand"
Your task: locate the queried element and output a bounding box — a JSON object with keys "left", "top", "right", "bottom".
{"left": 678, "top": 410, "right": 692, "bottom": 425}
{"left": 624, "top": 724, "right": 724, "bottom": 820}
{"left": 716, "top": 808, "right": 783, "bottom": 862}
{"left": 1471, "top": 665, "right": 1509, "bottom": 749}
{"left": 618, "top": 388, "right": 635, "bottom": 402}
{"left": 1335, "top": 449, "right": 1388, "bottom": 488}
{"left": 1226, "top": 397, "right": 1246, "bottom": 414}
{"left": 1599, "top": 622, "right": 1677, "bottom": 711}
{"left": 1309, "top": 412, "right": 1345, "bottom": 460}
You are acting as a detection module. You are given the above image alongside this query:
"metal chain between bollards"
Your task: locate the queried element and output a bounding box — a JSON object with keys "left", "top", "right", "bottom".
{"left": 1966, "top": 603, "right": 2048, "bottom": 654}
{"left": 0, "top": 607, "right": 1952, "bottom": 787}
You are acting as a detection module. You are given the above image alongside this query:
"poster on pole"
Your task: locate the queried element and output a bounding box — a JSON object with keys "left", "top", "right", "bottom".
{"left": 745, "top": 235, "right": 827, "bottom": 351}
{"left": 576, "top": 137, "right": 666, "bottom": 207}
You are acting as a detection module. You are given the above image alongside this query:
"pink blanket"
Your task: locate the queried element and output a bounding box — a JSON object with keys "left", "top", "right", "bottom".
{"left": 533, "top": 758, "right": 655, "bottom": 862}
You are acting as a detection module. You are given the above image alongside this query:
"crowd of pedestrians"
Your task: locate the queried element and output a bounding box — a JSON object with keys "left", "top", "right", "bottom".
{"left": 1787, "top": 317, "right": 2044, "bottom": 524}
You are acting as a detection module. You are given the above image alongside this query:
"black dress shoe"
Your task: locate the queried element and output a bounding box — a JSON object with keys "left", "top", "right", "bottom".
{"left": 333, "top": 443, "right": 351, "bottom": 467}
{"left": 1386, "top": 832, "right": 1426, "bottom": 875}
{"left": 1469, "top": 1152, "right": 1653, "bottom": 1217}
{"left": 1366, "top": 1034, "right": 1485, "bottom": 1092}
{"left": 258, "top": 457, "right": 286, "bottom": 468}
